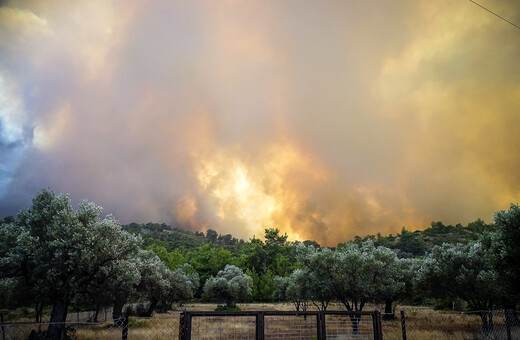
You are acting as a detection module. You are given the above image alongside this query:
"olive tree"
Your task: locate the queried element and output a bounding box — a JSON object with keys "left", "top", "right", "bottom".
{"left": 294, "top": 245, "right": 334, "bottom": 311}
{"left": 167, "top": 263, "right": 199, "bottom": 308}
{"left": 135, "top": 250, "right": 172, "bottom": 317}
{"left": 295, "top": 242, "right": 404, "bottom": 333}
{"left": 492, "top": 204, "right": 520, "bottom": 306}
{"left": 369, "top": 244, "right": 406, "bottom": 319}
{"left": 203, "top": 265, "right": 252, "bottom": 308}
{"left": 416, "top": 242, "right": 500, "bottom": 334}
{"left": 0, "top": 189, "right": 141, "bottom": 339}
{"left": 273, "top": 269, "right": 311, "bottom": 312}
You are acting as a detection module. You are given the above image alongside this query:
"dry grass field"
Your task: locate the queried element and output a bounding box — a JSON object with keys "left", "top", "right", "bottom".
{"left": 2, "top": 303, "right": 518, "bottom": 339}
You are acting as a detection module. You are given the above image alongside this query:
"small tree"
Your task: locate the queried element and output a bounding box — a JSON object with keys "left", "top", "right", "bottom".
{"left": 164, "top": 264, "right": 199, "bottom": 310}
{"left": 286, "top": 269, "right": 311, "bottom": 312}
{"left": 203, "top": 265, "right": 252, "bottom": 308}
{"left": 136, "top": 250, "right": 172, "bottom": 317}
{"left": 295, "top": 245, "right": 333, "bottom": 310}
{"left": 416, "top": 242, "right": 500, "bottom": 334}
{"left": 296, "top": 242, "right": 403, "bottom": 333}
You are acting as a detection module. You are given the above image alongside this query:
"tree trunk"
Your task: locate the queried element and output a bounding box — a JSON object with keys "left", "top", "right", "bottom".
{"left": 145, "top": 297, "right": 159, "bottom": 317}
{"left": 93, "top": 305, "right": 100, "bottom": 323}
{"left": 479, "top": 311, "right": 494, "bottom": 335}
{"left": 226, "top": 299, "right": 236, "bottom": 308}
{"left": 383, "top": 299, "right": 395, "bottom": 320}
{"left": 503, "top": 302, "right": 519, "bottom": 325}
{"left": 349, "top": 315, "right": 361, "bottom": 335}
{"left": 112, "top": 294, "right": 127, "bottom": 326}
{"left": 159, "top": 298, "right": 168, "bottom": 314}
{"left": 35, "top": 302, "right": 44, "bottom": 324}
{"left": 44, "top": 297, "right": 69, "bottom": 340}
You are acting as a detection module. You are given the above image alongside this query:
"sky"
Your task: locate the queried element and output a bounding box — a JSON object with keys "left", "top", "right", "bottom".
{"left": 0, "top": 0, "right": 519, "bottom": 245}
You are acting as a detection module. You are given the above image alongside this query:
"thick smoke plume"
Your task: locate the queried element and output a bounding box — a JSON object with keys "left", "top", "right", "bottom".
{"left": 1, "top": 0, "right": 519, "bottom": 245}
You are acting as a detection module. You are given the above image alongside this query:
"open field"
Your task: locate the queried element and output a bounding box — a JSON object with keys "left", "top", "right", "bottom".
{"left": 1, "top": 303, "right": 518, "bottom": 339}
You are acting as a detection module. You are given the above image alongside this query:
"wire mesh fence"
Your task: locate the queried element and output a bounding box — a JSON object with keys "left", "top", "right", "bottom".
{"left": 381, "top": 309, "right": 520, "bottom": 340}
{"left": 264, "top": 314, "right": 317, "bottom": 339}
{"left": 0, "top": 315, "right": 180, "bottom": 340}
{"left": 2, "top": 308, "right": 517, "bottom": 339}
{"left": 189, "top": 315, "right": 256, "bottom": 339}
{"left": 179, "top": 310, "right": 383, "bottom": 340}
{"left": 324, "top": 313, "right": 377, "bottom": 339}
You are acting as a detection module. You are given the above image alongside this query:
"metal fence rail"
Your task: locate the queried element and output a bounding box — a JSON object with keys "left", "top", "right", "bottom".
{"left": 2, "top": 308, "right": 515, "bottom": 339}
{"left": 179, "top": 310, "right": 383, "bottom": 340}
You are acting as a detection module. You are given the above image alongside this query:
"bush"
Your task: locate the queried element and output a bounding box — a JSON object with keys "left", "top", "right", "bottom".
{"left": 215, "top": 305, "right": 241, "bottom": 312}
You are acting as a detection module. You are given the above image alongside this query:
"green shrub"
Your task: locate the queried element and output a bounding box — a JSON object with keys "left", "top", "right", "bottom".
{"left": 215, "top": 305, "right": 241, "bottom": 312}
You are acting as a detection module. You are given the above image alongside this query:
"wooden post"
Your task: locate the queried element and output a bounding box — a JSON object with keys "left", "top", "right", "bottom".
{"left": 400, "top": 310, "right": 407, "bottom": 340}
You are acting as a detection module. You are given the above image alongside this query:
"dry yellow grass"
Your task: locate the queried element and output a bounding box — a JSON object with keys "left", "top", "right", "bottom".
{"left": 4, "top": 303, "right": 518, "bottom": 339}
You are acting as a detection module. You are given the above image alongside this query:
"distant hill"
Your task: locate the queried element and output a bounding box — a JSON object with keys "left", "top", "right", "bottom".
{"left": 122, "top": 222, "right": 244, "bottom": 251}
{"left": 347, "top": 219, "right": 496, "bottom": 257}
{"left": 124, "top": 218, "right": 496, "bottom": 258}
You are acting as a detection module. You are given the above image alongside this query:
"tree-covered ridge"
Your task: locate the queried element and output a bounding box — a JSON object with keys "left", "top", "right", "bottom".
{"left": 349, "top": 219, "right": 497, "bottom": 257}
{"left": 122, "top": 222, "right": 245, "bottom": 252}
{"left": 122, "top": 218, "right": 496, "bottom": 258}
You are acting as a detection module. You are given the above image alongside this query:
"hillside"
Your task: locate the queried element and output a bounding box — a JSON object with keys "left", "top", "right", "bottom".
{"left": 124, "top": 218, "right": 496, "bottom": 258}
{"left": 350, "top": 219, "right": 497, "bottom": 257}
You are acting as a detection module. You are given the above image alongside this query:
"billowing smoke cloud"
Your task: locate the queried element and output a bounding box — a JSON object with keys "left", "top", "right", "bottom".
{"left": 1, "top": 0, "right": 519, "bottom": 245}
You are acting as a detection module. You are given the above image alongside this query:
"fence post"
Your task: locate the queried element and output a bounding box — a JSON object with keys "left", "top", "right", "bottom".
{"left": 1, "top": 311, "right": 5, "bottom": 340}
{"left": 179, "top": 310, "right": 192, "bottom": 340}
{"left": 256, "top": 311, "right": 264, "bottom": 340}
{"left": 121, "top": 314, "right": 128, "bottom": 340}
{"left": 316, "top": 312, "right": 322, "bottom": 340}
{"left": 400, "top": 310, "right": 407, "bottom": 340}
{"left": 319, "top": 311, "right": 326, "bottom": 340}
{"left": 505, "top": 309, "right": 512, "bottom": 340}
{"left": 372, "top": 310, "right": 383, "bottom": 340}
{"left": 179, "top": 311, "right": 184, "bottom": 340}
{"left": 183, "top": 311, "right": 192, "bottom": 340}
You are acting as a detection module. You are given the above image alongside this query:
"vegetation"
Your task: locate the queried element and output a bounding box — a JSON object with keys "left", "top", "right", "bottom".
{"left": 1, "top": 189, "right": 519, "bottom": 338}
{"left": 203, "top": 265, "right": 253, "bottom": 308}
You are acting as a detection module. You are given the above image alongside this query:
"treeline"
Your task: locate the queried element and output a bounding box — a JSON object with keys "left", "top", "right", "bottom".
{"left": 1, "top": 189, "right": 519, "bottom": 338}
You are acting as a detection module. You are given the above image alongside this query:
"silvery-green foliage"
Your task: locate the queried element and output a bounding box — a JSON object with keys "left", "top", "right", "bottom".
{"left": 273, "top": 276, "right": 289, "bottom": 301}
{"left": 296, "top": 241, "right": 404, "bottom": 312}
{"left": 0, "top": 189, "right": 142, "bottom": 322}
{"left": 203, "top": 264, "right": 252, "bottom": 306}
{"left": 135, "top": 250, "right": 172, "bottom": 301}
{"left": 416, "top": 241, "right": 499, "bottom": 310}
{"left": 169, "top": 267, "right": 196, "bottom": 301}
{"left": 170, "top": 263, "right": 199, "bottom": 300}
{"left": 492, "top": 203, "right": 520, "bottom": 300}
{"left": 296, "top": 245, "right": 334, "bottom": 310}
{"left": 286, "top": 269, "right": 311, "bottom": 311}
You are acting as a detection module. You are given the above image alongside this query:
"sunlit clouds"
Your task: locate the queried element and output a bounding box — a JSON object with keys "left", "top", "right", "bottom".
{"left": 1, "top": 0, "right": 519, "bottom": 245}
